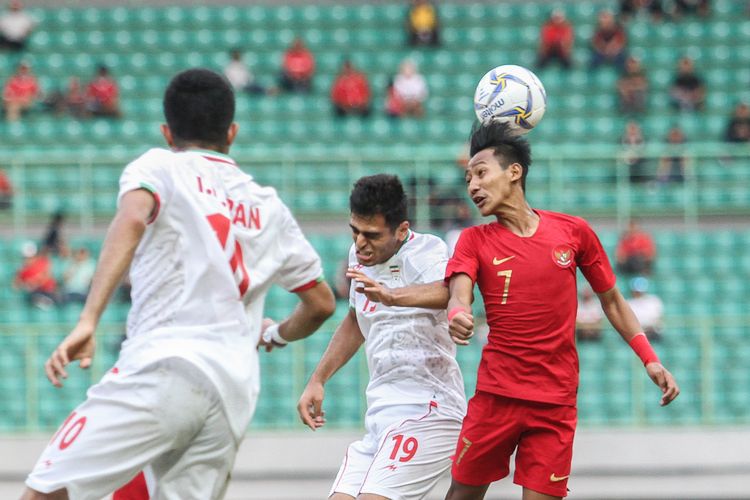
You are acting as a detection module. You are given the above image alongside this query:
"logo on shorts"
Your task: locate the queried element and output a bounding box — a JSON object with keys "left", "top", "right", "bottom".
{"left": 550, "top": 473, "right": 570, "bottom": 482}
{"left": 551, "top": 245, "right": 574, "bottom": 268}
{"left": 455, "top": 437, "right": 472, "bottom": 465}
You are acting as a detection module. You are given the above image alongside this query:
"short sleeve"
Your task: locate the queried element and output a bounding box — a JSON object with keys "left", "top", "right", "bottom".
{"left": 274, "top": 202, "right": 325, "bottom": 292}
{"left": 412, "top": 236, "right": 448, "bottom": 284}
{"left": 117, "top": 149, "right": 172, "bottom": 224}
{"left": 445, "top": 228, "right": 479, "bottom": 283}
{"left": 576, "top": 220, "right": 617, "bottom": 293}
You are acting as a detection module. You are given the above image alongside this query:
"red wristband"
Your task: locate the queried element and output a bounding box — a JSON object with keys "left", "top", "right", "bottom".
{"left": 448, "top": 307, "right": 467, "bottom": 322}
{"left": 629, "top": 333, "right": 660, "bottom": 366}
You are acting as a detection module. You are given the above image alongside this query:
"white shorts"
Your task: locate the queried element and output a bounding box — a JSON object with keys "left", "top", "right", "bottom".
{"left": 26, "top": 358, "right": 237, "bottom": 500}
{"left": 330, "top": 401, "right": 462, "bottom": 500}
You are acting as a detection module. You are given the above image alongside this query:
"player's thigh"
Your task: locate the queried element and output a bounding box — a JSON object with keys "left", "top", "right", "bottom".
{"left": 360, "top": 410, "right": 462, "bottom": 500}
{"left": 451, "top": 392, "right": 524, "bottom": 487}
{"left": 149, "top": 392, "right": 237, "bottom": 500}
{"left": 514, "top": 402, "right": 576, "bottom": 498}
{"left": 330, "top": 437, "right": 379, "bottom": 499}
{"left": 26, "top": 359, "right": 213, "bottom": 499}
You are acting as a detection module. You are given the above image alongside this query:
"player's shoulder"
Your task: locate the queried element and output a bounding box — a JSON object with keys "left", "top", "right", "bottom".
{"left": 406, "top": 230, "right": 448, "bottom": 255}
{"left": 126, "top": 147, "right": 174, "bottom": 169}
{"left": 539, "top": 209, "right": 591, "bottom": 230}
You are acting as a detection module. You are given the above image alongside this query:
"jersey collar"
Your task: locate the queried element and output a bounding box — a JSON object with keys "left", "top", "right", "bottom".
{"left": 186, "top": 148, "right": 238, "bottom": 168}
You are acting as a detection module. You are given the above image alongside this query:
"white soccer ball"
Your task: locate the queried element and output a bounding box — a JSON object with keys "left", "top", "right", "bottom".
{"left": 473, "top": 65, "right": 547, "bottom": 135}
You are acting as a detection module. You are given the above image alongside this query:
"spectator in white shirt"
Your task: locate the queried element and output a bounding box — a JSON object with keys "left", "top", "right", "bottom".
{"left": 576, "top": 286, "right": 604, "bottom": 341}
{"left": 393, "top": 59, "right": 428, "bottom": 117}
{"left": 627, "top": 277, "right": 664, "bottom": 341}
{"left": 0, "top": 0, "right": 35, "bottom": 52}
{"left": 224, "top": 49, "right": 269, "bottom": 95}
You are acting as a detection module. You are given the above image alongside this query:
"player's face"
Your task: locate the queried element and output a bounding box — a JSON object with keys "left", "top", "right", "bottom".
{"left": 465, "top": 148, "right": 520, "bottom": 216}
{"left": 349, "top": 213, "right": 408, "bottom": 266}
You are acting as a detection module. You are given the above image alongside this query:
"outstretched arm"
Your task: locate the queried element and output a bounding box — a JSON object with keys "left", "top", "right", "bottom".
{"left": 260, "top": 280, "right": 336, "bottom": 350}
{"left": 598, "top": 286, "right": 680, "bottom": 406}
{"left": 297, "top": 309, "right": 364, "bottom": 430}
{"left": 346, "top": 269, "right": 448, "bottom": 309}
{"left": 46, "top": 189, "right": 154, "bottom": 387}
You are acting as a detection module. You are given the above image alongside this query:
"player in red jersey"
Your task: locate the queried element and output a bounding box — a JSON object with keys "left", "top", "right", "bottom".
{"left": 442, "top": 122, "right": 679, "bottom": 500}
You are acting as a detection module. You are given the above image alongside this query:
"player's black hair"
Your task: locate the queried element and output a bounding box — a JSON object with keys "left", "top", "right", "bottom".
{"left": 469, "top": 121, "right": 532, "bottom": 191}
{"left": 163, "top": 68, "right": 235, "bottom": 148}
{"left": 349, "top": 174, "right": 408, "bottom": 231}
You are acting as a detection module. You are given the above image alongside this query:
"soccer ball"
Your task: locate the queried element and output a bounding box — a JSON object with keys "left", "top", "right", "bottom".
{"left": 473, "top": 65, "right": 547, "bottom": 135}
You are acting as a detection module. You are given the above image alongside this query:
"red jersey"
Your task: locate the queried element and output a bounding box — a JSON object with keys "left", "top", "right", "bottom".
{"left": 87, "top": 77, "right": 118, "bottom": 106}
{"left": 3, "top": 74, "right": 38, "bottom": 101}
{"left": 331, "top": 72, "right": 371, "bottom": 108}
{"left": 445, "top": 210, "right": 615, "bottom": 406}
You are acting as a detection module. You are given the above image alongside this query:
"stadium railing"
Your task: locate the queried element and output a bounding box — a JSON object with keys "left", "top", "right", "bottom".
{"left": 1, "top": 314, "right": 748, "bottom": 433}
{"left": 1, "top": 143, "right": 748, "bottom": 232}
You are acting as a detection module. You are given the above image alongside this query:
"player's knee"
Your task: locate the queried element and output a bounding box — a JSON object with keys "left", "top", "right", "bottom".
{"left": 20, "top": 487, "right": 69, "bottom": 500}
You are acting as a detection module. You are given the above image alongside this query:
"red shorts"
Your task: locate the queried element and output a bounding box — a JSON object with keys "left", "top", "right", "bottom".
{"left": 451, "top": 391, "right": 577, "bottom": 498}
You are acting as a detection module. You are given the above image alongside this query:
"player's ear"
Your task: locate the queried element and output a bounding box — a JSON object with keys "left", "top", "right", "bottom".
{"left": 160, "top": 124, "right": 175, "bottom": 148}
{"left": 227, "top": 123, "right": 239, "bottom": 147}
{"left": 509, "top": 162, "right": 523, "bottom": 182}
{"left": 396, "top": 220, "right": 410, "bottom": 240}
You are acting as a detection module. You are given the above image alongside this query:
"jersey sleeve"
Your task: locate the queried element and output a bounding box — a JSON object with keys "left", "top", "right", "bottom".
{"left": 576, "top": 219, "right": 617, "bottom": 293}
{"left": 274, "top": 202, "right": 325, "bottom": 292}
{"left": 117, "top": 149, "right": 173, "bottom": 224}
{"left": 412, "top": 236, "right": 449, "bottom": 284}
{"left": 445, "top": 228, "right": 479, "bottom": 283}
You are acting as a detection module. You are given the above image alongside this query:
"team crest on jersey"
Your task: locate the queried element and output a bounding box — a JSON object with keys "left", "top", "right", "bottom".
{"left": 389, "top": 265, "right": 401, "bottom": 281}
{"left": 552, "top": 245, "right": 574, "bottom": 268}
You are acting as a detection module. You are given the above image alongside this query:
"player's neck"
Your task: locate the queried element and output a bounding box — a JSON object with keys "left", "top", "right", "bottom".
{"left": 494, "top": 200, "right": 539, "bottom": 237}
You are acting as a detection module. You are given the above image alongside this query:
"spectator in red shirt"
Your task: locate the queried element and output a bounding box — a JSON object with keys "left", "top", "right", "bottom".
{"left": 330, "top": 60, "right": 371, "bottom": 117}
{"left": 0, "top": 167, "right": 12, "bottom": 209}
{"left": 536, "top": 9, "right": 574, "bottom": 69}
{"left": 615, "top": 219, "right": 656, "bottom": 276}
{"left": 384, "top": 78, "right": 404, "bottom": 118}
{"left": 3, "top": 61, "right": 38, "bottom": 121}
{"left": 279, "top": 38, "right": 315, "bottom": 93}
{"left": 13, "top": 242, "right": 58, "bottom": 309}
{"left": 86, "top": 65, "right": 121, "bottom": 117}
{"left": 590, "top": 10, "right": 628, "bottom": 70}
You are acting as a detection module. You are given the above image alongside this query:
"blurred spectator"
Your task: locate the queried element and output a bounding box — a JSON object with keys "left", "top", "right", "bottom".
{"left": 86, "top": 65, "right": 121, "bottom": 117}
{"left": 3, "top": 61, "right": 39, "bottom": 121}
{"left": 616, "top": 219, "right": 656, "bottom": 276}
{"left": 0, "top": 0, "right": 35, "bottom": 52}
{"left": 42, "top": 211, "right": 66, "bottom": 256}
{"left": 724, "top": 102, "right": 750, "bottom": 143}
{"left": 13, "top": 242, "right": 58, "bottom": 309}
{"left": 384, "top": 78, "right": 404, "bottom": 118}
{"left": 443, "top": 201, "right": 473, "bottom": 256}
{"left": 330, "top": 60, "right": 371, "bottom": 117}
{"left": 0, "top": 167, "right": 12, "bottom": 209}
{"left": 62, "top": 247, "right": 96, "bottom": 304}
{"left": 671, "top": 0, "right": 710, "bottom": 18}
{"left": 536, "top": 9, "right": 574, "bottom": 69}
{"left": 576, "top": 287, "right": 603, "bottom": 342}
{"left": 590, "top": 10, "right": 628, "bottom": 70}
{"left": 406, "top": 0, "right": 440, "bottom": 47}
{"left": 393, "top": 59, "right": 428, "bottom": 117}
{"left": 627, "top": 277, "right": 664, "bottom": 341}
{"left": 669, "top": 56, "right": 705, "bottom": 111}
{"left": 43, "top": 76, "right": 88, "bottom": 117}
{"left": 619, "top": 0, "right": 665, "bottom": 21}
{"left": 658, "top": 125, "right": 688, "bottom": 184}
{"left": 617, "top": 56, "right": 648, "bottom": 114}
{"left": 279, "top": 38, "right": 315, "bottom": 93}
{"left": 224, "top": 49, "right": 270, "bottom": 95}
{"left": 620, "top": 120, "right": 649, "bottom": 183}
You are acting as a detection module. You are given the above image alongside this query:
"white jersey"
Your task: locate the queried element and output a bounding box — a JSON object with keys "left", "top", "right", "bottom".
{"left": 348, "top": 230, "right": 466, "bottom": 420}
{"left": 116, "top": 148, "right": 257, "bottom": 440}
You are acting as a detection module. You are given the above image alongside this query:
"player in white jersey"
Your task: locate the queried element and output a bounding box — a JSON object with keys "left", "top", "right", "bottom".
{"left": 298, "top": 174, "right": 467, "bottom": 500}
{"left": 22, "top": 69, "right": 334, "bottom": 500}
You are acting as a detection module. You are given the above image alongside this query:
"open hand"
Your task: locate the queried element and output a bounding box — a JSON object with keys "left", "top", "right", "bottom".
{"left": 646, "top": 362, "right": 680, "bottom": 406}
{"left": 45, "top": 322, "right": 96, "bottom": 387}
{"left": 346, "top": 269, "right": 395, "bottom": 306}
{"left": 297, "top": 381, "right": 327, "bottom": 431}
